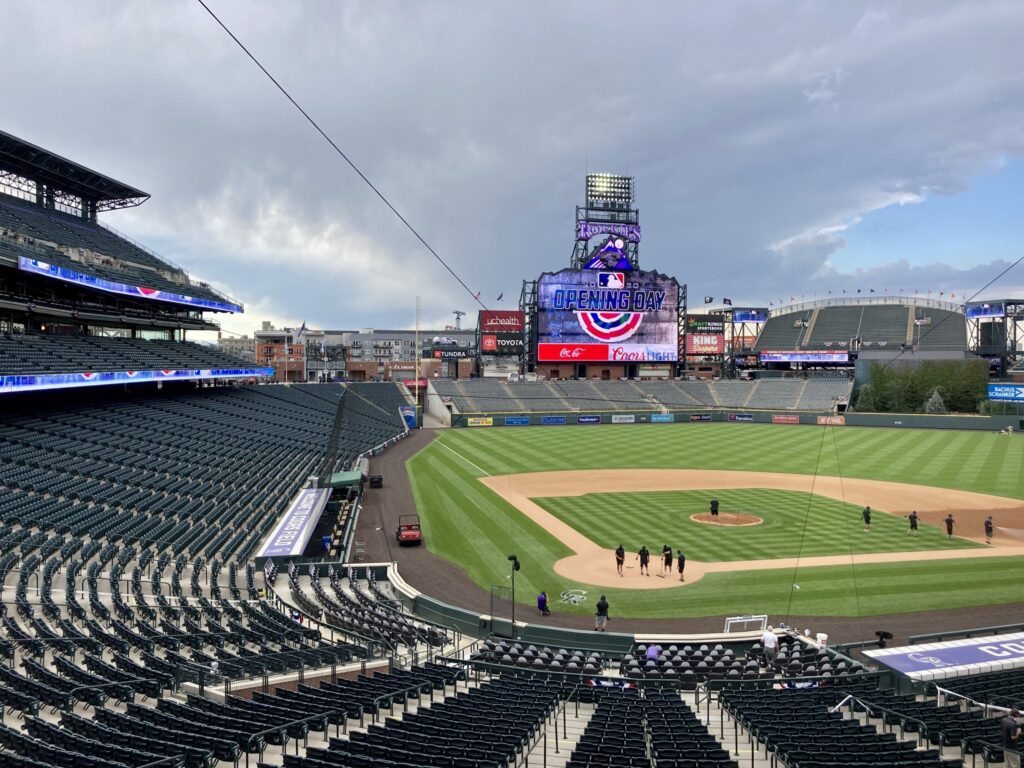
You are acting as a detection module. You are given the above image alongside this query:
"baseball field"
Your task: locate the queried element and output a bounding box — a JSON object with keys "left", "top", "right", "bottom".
{"left": 407, "top": 423, "right": 1024, "bottom": 619}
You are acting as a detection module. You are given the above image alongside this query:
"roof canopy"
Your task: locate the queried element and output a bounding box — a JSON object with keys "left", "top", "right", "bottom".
{"left": 0, "top": 131, "right": 149, "bottom": 210}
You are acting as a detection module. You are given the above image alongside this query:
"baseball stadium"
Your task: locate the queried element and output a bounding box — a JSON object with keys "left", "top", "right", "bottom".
{"left": 3, "top": 102, "right": 1024, "bottom": 768}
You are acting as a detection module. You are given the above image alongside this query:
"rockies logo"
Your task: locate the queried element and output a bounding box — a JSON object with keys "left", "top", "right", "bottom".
{"left": 559, "top": 589, "right": 588, "bottom": 605}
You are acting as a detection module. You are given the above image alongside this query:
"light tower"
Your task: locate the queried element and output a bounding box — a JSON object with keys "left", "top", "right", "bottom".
{"left": 453, "top": 310, "right": 466, "bottom": 330}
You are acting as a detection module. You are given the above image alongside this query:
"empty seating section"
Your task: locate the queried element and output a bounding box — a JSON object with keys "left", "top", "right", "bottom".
{"left": 804, "top": 306, "right": 864, "bottom": 349}
{"left": 915, "top": 309, "right": 969, "bottom": 350}
{"left": 0, "top": 333, "right": 253, "bottom": 375}
{"left": 284, "top": 673, "right": 557, "bottom": 768}
{"left": 753, "top": 302, "right": 967, "bottom": 353}
{"left": 721, "top": 685, "right": 962, "bottom": 768}
{"left": 568, "top": 687, "right": 736, "bottom": 768}
{"left": 621, "top": 642, "right": 775, "bottom": 687}
{"left": 858, "top": 305, "right": 911, "bottom": 347}
{"left": 432, "top": 378, "right": 851, "bottom": 413}
{"left": 752, "top": 311, "right": 810, "bottom": 351}
{"left": 471, "top": 637, "right": 606, "bottom": 674}
{"left": 0, "top": 381, "right": 419, "bottom": 768}
{"left": 0, "top": 194, "right": 230, "bottom": 304}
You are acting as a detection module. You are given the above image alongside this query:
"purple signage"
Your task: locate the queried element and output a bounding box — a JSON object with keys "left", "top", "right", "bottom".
{"left": 258, "top": 487, "right": 330, "bottom": 558}
{"left": 864, "top": 632, "right": 1024, "bottom": 679}
{"left": 0, "top": 367, "right": 273, "bottom": 395}
{"left": 19, "top": 256, "right": 243, "bottom": 313}
{"left": 577, "top": 221, "right": 642, "bottom": 243}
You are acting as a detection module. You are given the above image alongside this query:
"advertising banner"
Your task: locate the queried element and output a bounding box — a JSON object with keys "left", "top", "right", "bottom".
{"left": 729, "top": 413, "right": 755, "bottom": 422}
{"left": 651, "top": 413, "right": 675, "bottom": 423}
{"left": 0, "top": 367, "right": 273, "bottom": 396}
{"left": 536, "top": 268, "right": 679, "bottom": 362}
{"left": 611, "top": 414, "right": 636, "bottom": 424}
{"left": 402, "top": 379, "right": 428, "bottom": 389}
{"left": 989, "top": 384, "right": 1024, "bottom": 402}
{"left": 542, "top": 415, "right": 567, "bottom": 425}
{"left": 577, "top": 415, "right": 601, "bottom": 424}
{"left": 398, "top": 406, "right": 417, "bottom": 429}
{"left": 685, "top": 333, "right": 725, "bottom": 355}
{"left": 760, "top": 350, "right": 849, "bottom": 363}
{"left": 432, "top": 348, "right": 471, "bottom": 359}
{"left": 864, "top": 632, "right": 1024, "bottom": 679}
{"left": 690, "top": 413, "right": 712, "bottom": 422}
{"left": 817, "top": 415, "right": 846, "bottom": 426}
{"left": 504, "top": 416, "right": 530, "bottom": 426}
{"left": 481, "top": 333, "right": 524, "bottom": 355}
{"left": 467, "top": 417, "right": 493, "bottom": 427}
{"left": 257, "top": 488, "right": 330, "bottom": 558}
{"left": 772, "top": 414, "right": 801, "bottom": 424}
{"left": 479, "top": 310, "right": 525, "bottom": 332}
{"left": 732, "top": 309, "right": 769, "bottom": 323}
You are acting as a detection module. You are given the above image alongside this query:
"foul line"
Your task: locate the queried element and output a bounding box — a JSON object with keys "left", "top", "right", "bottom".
{"left": 438, "top": 441, "right": 491, "bottom": 476}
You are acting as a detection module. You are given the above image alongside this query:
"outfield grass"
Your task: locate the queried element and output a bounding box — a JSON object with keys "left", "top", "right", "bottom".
{"left": 534, "top": 489, "right": 981, "bottom": 562}
{"left": 408, "top": 424, "right": 1024, "bottom": 618}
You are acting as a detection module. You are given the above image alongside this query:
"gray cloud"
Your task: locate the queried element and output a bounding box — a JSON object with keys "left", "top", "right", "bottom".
{"left": 2, "top": 0, "right": 1022, "bottom": 332}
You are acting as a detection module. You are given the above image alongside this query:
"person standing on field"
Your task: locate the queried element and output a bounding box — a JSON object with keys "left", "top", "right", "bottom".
{"left": 615, "top": 544, "right": 625, "bottom": 576}
{"left": 661, "top": 544, "right": 673, "bottom": 577}
{"left": 985, "top": 515, "right": 994, "bottom": 545}
{"left": 945, "top": 514, "right": 955, "bottom": 540}
{"left": 907, "top": 510, "right": 919, "bottom": 535}
{"left": 636, "top": 545, "right": 651, "bottom": 576}
{"left": 677, "top": 550, "right": 686, "bottom": 582}
{"left": 862, "top": 506, "right": 872, "bottom": 532}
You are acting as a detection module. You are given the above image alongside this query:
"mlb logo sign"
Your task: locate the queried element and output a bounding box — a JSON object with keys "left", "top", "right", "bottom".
{"left": 598, "top": 272, "right": 625, "bottom": 288}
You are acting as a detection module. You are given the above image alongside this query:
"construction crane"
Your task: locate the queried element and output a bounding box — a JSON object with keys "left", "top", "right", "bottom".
{"left": 453, "top": 310, "right": 466, "bottom": 330}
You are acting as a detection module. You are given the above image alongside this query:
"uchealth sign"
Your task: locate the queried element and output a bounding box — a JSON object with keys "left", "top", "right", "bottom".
{"left": 538, "top": 342, "right": 677, "bottom": 362}
{"left": 479, "top": 310, "right": 525, "bottom": 333}
{"left": 481, "top": 333, "right": 524, "bottom": 355}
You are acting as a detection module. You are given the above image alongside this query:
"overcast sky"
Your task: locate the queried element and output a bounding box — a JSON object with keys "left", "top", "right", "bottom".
{"left": 3, "top": 1, "right": 1023, "bottom": 335}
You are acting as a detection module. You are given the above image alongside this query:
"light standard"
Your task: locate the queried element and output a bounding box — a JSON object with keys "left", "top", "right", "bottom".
{"left": 507, "top": 554, "right": 520, "bottom": 635}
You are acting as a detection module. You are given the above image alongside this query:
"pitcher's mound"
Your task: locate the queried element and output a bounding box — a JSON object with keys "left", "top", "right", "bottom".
{"left": 690, "top": 512, "right": 763, "bottom": 527}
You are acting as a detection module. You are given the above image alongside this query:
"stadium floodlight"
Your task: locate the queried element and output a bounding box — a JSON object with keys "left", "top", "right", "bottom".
{"left": 586, "top": 173, "right": 635, "bottom": 208}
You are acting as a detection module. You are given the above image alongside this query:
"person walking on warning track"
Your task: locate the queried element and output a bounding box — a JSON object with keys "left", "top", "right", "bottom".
{"left": 594, "top": 595, "right": 609, "bottom": 631}
{"left": 661, "top": 545, "right": 673, "bottom": 577}
{"left": 637, "top": 546, "right": 651, "bottom": 576}
{"left": 615, "top": 544, "right": 625, "bottom": 576}
{"left": 985, "top": 515, "right": 994, "bottom": 545}
{"left": 945, "top": 514, "right": 955, "bottom": 540}
{"left": 862, "top": 506, "right": 872, "bottom": 532}
{"left": 677, "top": 550, "right": 686, "bottom": 581}
{"left": 907, "top": 510, "right": 919, "bottom": 535}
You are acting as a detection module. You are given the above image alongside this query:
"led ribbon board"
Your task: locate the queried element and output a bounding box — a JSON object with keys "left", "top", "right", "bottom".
{"left": 19, "top": 256, "right": 243, "bottom": 313}
{"left": 0, "top": 367, "right": 273, "bottom": 395}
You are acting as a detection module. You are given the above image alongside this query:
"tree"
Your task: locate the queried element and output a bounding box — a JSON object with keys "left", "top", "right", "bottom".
{"left": 854, "top": 384, "right": 876, "bottom": 412}
{"left": 924, "top": 389, "right": 947, "bottom": 414}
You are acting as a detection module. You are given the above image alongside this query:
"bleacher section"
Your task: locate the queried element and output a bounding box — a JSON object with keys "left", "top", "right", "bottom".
{"left": 432, "top": 377, "right": 852, "bottom": 414}
{"left": 0, "top": 195, "right": 232, "bottom": 306}
{"left": 0, "top": 333, "right": 253, "bottom": 375}
{"left": 754, "top": 301, "right": 969, "bottom": 354}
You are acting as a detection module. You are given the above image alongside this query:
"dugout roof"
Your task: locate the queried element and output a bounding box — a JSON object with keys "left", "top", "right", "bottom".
{"left": 0, "top": 130, "right": 149, "bottom": 210}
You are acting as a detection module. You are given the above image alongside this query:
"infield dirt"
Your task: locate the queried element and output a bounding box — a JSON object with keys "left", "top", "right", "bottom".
{"left": 479, "top": 469, "right": 1024, "bottom": 589}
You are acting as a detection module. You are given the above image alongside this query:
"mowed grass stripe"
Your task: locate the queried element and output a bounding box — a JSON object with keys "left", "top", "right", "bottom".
{"left": 533, "top": 489, "right": 977, "bottom": 562}
{"left": 409, "top": 424, "right": 1024, "bottom": 618}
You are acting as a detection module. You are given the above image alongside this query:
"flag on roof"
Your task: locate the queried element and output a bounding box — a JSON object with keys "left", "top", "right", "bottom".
{"left": 723, "top": 298, "right": 733, "bottom": 305}
{"left": 496, "top": 292, "right": 503, "bottom": 302}
{"left": 297, "top": 321, "right": 307, "bottom": 339}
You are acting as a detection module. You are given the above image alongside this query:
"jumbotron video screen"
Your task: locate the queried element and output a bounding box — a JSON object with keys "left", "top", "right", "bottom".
{"left": 536, "top": 268, "right": 680, "bottom": 362}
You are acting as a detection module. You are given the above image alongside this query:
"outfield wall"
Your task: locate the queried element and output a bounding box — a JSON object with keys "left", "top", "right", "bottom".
{"left": 449, "top": 409, "right": 1022, "bottom": 431}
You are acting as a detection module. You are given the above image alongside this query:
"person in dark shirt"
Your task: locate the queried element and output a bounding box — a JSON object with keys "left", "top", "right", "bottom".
{"left": 985, "top": 516, "right": 994, "bottom": 545}
{"left": 677, "top": 550, "right": 686, "bottom": 582}
{"left": 1002, "top": 709, "right": 1021, "bottom": 768}
{"left": 594, "top": 595, "right": 609, "bottom": 631}
{"left": 710, "top": 498, "right": 719, "bottom": 518}
{"left": 636, "top": 546, "right": 651, "bottom": 576}
{"left": 615, "top": 544, "right": 625, "bottom": 577}
{"left": 661, "top": 545, "right": 673, "bottom": 577}
{"left": 944, "top": 514, "right": 955, "bottom": 540}
{"left": 862, "top": 506, "right": 871, "bottom": 532}
{"left": 907, "top": 510, "right": 919, "bottom": 535}
{"left": 537, "top": 591, "right": 550, "bottom": 616}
